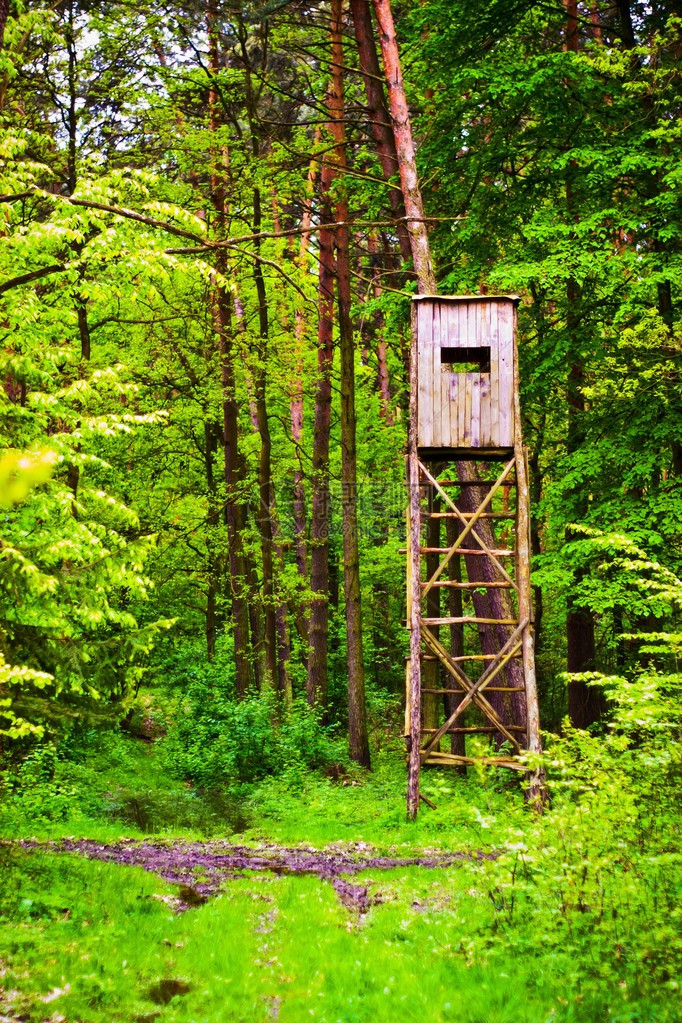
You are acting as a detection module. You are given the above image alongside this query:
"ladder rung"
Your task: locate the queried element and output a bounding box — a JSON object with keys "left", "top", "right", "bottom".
{"left": 418, "top": 548, "right": 515, "bottom": 556}
{"left": 421, "top": 512, "right": 515, "bottom": 520}
{"left": 422, "top": 752, "right": 527, "bottom": 771}
{"left": 420, "top": 580, "right": 512, "bottom": 589}
{"left": 421, "top": 725, "right": 527, "bottom": 734}
{"left": 432, "top": 480, "right": 517, "bottom": 487}
{"left": 421, "top": 653, "right": 523, "bottom": 662}
{"left": 484, "top": 686, "right": 526, "bottom": 692}
{"left": 422, "top": 616, "right": 519, "bottom": 626}
{"left": 421, "top": 687, "right": 526, "bottom": 694}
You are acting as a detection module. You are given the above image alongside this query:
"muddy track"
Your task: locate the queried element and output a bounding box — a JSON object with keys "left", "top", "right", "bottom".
{"left": 20, "top": 839, "right": 496, "bottom": 912}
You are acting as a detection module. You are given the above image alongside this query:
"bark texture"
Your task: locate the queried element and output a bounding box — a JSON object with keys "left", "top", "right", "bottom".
{"left": 349, "top": 0, "right": 412, "bottom": 266}
{"left": 208, "top": 6, "right": 251, "bottom": 694}
{"left": 562, "top": 3, "right": 603, "bottom": 726}
{"left": 330, "top": 0, "right": 371, "bottom": 767}
{"left": 307, "top": 153, "right": 335, "bottom": 708}
{"left": 371, "top": 0, "right": 437, "bottom": 293}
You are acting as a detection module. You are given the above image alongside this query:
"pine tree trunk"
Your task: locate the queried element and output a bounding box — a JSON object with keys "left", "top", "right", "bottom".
{"left": 307, "top": 154, "right": 335, "bottom": 709}
{"left": 562, "top": 5, "right": 603, "bottom": 726}
{"left": 238, "top": 14, "right": 280, "bottom": 691}
{"left": 349, "top": 0, "right": 412, "bottom": 266}
{"left": 204, "top": 421, "right": 220, "bottom": 662}
{"left": 330, "top": 0, "right": 370, "bottom": 766}
{"left": 208, "top": 4, "right": 251, "bottom": 695}
{"left": 565, "top": 330, "right": 602, "bottom": 726}
{"left": 291, "top": 139, "right": 320, "bottom": 615}
{"left": 367, "top": 231, "right": 394, "bottom": 422}
{"left": 371, "top": 0, "right": 436, "bottom": 294}
{"left": 251, "top": 203, "right": 279, "bottom": 692}
{"left": 373, "top": 0, "right": 526, "bottom": 737}
{"left": 215, "top": 291, "right": 252, "bottom": 697}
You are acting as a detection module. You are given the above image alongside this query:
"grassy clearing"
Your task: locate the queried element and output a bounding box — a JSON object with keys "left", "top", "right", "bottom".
{"left": 0, "top": 727, "right": 520, "bottom": 852}
{"left": 0, "top": 842, "right": 674, "bottom": 1023}
{"left": 1, "top": 723, "right": 679, "bottom": 1022}
{"left": 242, "top": 749, "right": 524, "bottom": 852}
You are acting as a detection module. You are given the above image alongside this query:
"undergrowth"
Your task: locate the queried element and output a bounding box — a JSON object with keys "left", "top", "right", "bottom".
{"left": 0, "top": 670, "right": 679, "bottom": 1021}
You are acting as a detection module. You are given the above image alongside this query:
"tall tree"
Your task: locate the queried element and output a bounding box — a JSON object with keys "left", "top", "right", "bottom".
{"left": 329, "top": 0, "right": 371, "bottom": 767}
{"left": 373, "top": 0, "right": 528, "bottom": 733}
{"left": 307, "top": 117, "right": 336, "bottom": 710}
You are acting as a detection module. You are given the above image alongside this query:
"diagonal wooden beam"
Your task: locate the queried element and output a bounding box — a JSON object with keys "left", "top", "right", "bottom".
{"left": 421, "top": 617, "right": 527, "bottom": 757}
{"left": 419, "top": 459, "right": 518, "bottom": 595}
{"left": 420, "top": 459, "right": 517, "bottom": 592}
{"left": 420, "top": 633, "right": 521, "bottom": 756}
{"left": 420, "top": 625, "right": 522, "bottom": 753}
{"left": 420, "top": 624, "right": 473, "bottom": 691}
{"left": 419, "top": 621, "right": 526, "bottom": 757}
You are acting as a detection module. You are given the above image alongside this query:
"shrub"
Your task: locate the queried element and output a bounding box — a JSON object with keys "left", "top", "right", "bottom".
{"left": 466, "top": 667, "right": 682, "bottom": 1010}
{"left": 0, "top": 742, "right": 78, "bottom": 826}
{"left": 160, "top": 681, "right": 347, "bottom": 787}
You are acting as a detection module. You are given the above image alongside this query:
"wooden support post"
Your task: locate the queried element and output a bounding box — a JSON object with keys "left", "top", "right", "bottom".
{"left": 406, "top": 304, "right": 423, "bottom": 820}
{"left": 513, "top": 306, "right": 545, "bottom": 806}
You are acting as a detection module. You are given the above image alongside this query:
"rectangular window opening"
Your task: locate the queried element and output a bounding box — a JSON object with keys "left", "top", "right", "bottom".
{"left": 440, "top": 345, "right": 491, "bottom": 374}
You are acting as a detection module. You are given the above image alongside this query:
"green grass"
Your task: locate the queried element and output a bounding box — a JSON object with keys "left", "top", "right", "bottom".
{"left": 0, "top": 727, "right": 523, "bottom": 853}
{"left": 0, "top": 845, "right": 675, "bottom": 1023}
{"left": 241, "top": 748, "right": 525, "bottom": 852}
{"left": 1, "top": 729, "right": 679, "bottom": 1022}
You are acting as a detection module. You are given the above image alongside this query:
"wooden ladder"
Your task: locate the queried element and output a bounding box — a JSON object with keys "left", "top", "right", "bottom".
{"left": 404, "top": 451, "right": 543, "bottom": 814}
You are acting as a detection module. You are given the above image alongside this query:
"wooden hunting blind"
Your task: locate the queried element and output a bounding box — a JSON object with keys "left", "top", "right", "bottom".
{"left": 415, "top": 295, "right": 516, "bottom": 453}
{"left": 405, "top": 295, "right": 543, "bottom": 818}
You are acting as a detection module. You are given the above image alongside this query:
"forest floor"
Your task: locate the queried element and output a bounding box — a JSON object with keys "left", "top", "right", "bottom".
{"left": 0, "top": 728, "right": 677, "bottom": 1023}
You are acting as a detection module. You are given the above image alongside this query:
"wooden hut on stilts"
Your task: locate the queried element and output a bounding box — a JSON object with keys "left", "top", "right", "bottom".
{"left": 405, "top": 295, "right": 543, "bottom": 817}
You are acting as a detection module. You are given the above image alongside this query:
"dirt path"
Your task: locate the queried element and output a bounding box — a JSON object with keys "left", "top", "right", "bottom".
{"left": 21, "top": 839, "right": 495, "bottom": 912}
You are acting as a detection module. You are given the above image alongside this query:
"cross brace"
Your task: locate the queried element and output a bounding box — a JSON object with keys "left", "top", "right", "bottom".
{"left": 405, "top": 450, "right": 544, "bottom": 816}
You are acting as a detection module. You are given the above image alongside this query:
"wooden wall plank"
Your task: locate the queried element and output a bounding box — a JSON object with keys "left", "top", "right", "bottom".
{"left": 507, "top": 303, "right": 516, "bottom": 443}
{"left": 445, "top": 306, "right": 455, "bottom": 445}
{"left": 490, "top": 300, "right": 500, "bottom": 448}
{"left": 440, "top": 301, "right": 451, "bottom": 446}
{"left": 449, "top": 303, "right": 457, "bottom": 444}
{"left": 471, "top": 302, "right": 481, "bottom": 446}
{"left": 418, "top": 300, "right": 433, "bottom": 447}
{"left": 431, "top": 302, "right": 442, "bottom": 447}
{"left": 450, "top": 303, "right": 459, "bottom": 446}
{"left": 480, "top": 300, "right": 491, "bottom": 446}
{"left": 454, "top": 303, "right": 464, "bottom": 446}
{"left": 498, "top": 300, "right": 514, "bottom": 446}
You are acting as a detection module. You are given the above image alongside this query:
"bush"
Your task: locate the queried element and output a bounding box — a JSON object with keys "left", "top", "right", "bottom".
{"left": 0, "top": 740, "right": 89, "bottom": 828}
{"left": 466, "top": 667, "right": 682, "bottom": 1011}
{"left": 160, "top": 679, "right": 347, "bottom": 787}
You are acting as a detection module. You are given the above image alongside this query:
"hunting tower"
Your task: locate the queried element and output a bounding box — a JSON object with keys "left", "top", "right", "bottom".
{"left": 405, "top": 295, "right": 542, "bottom": 817}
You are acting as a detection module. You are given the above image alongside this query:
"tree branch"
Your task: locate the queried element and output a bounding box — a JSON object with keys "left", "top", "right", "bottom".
{"left": 165, "top": 215, "right": 461, "bottom": 253}
{"left": 0, "top": 264, "right": 66, "bottom": 295}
